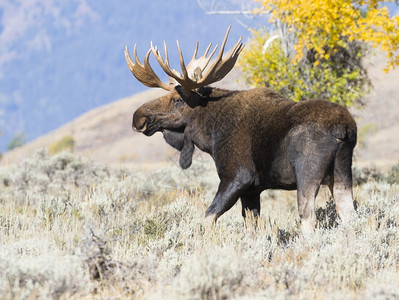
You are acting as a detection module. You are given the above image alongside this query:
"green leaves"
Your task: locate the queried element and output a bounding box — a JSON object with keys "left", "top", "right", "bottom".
{"left": 7, "top": 133, "right": 27, "bottom": 151}
{"left": 238, "top": 29, "right": 371, "bottom": 107}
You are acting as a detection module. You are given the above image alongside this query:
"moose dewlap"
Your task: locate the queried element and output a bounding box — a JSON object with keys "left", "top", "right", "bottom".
{"left": 125, "top": 26, "right": 357, "bottom": 238}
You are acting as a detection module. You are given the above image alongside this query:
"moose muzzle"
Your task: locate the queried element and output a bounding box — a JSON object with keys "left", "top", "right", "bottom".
{"left": 132, "top": 110, "right": 147, "bottom": 133}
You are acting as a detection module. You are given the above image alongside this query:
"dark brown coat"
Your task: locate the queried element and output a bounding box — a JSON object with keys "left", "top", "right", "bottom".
{"left": 133, "top": 86, "right": 357, "bottom": 237}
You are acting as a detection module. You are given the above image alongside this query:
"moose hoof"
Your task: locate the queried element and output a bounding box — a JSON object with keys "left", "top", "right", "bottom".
{"left": 203, "top": 213, "right": 218, "bottom": 229}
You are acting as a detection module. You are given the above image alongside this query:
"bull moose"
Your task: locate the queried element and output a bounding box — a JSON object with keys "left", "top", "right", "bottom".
{"left": 125, "top": 26, "right": 357, "bottom": 237}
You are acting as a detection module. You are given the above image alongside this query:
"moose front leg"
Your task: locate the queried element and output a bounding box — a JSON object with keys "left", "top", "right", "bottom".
{"left": 205, "top": 170, "right": 255, "bottom": 223}
{"left": 240, "top": 193, "right": 261, "bottom": 218}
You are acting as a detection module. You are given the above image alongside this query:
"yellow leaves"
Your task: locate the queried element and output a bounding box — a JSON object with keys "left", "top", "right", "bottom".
{"left": 238, "top": 26, "right": 372, "bottom": 107}
{"left": 252, "top": 7, "right": 263, "bottom": 15}
{"left": 256, "top": 0, "right": 399, "bottom": 70}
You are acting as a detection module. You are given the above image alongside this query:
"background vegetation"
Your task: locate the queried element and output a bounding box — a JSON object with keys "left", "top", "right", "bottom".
{"left": 238, "top": 0, "right": 399, "bottom": 107}
{"left": 6, "top": 133, "right": 27, "bottom": 151}
{"left": 0, "top": 150, "right": 398, "bottom": 299}
{"left": 49, "top": 136, "right": 75, "bottom": 155}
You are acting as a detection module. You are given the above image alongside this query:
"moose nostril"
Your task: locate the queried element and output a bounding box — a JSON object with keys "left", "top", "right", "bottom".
{"left": 132, "top": 117, "right": 147, "bottom": 132}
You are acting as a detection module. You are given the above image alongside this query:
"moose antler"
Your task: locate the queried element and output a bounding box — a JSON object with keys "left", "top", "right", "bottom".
{"left": 151, "top": 25, "right": 244, "bottom": 91}
{"left": 124, "top": 45, "right": 175, "bottom": 91}
{"left": 125, "top": 26, "right": 244, "bottom": 92}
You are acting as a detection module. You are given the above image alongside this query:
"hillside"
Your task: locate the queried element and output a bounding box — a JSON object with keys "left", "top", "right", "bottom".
{"left": 0, "top": 69, "right": 242, "bottom": 167}
{"left": 1, "top": 89, "right": 170, "bottom": 166}
{"left": 1, "top": 59, "right": 399, "bottom": 169}
{"left": 354, "top": 55, "right": 399, "bottom": 168}
{"left": 0, "top": 1, "right": 260, "bottom": 152}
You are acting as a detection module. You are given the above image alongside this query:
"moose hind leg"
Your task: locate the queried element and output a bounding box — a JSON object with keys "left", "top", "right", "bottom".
{"left": 330, "top": 144, "right": 356, "bottom": 223}
{"left": 294, "top": 154, "right": 330, "bottom": 239}
{"left": 297, "top": 181, "right": 320, "bottom": 239}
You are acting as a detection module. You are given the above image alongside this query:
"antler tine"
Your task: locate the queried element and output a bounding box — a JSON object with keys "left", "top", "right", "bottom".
{"left": 189, "top": 40, "right": 216, "bottom": 65}
{"left": 151, "top": 41, "right": 200, "bottom": 90}
{"left": 228, "top": 35, "right": 244, "bottom": 58}
{"left": 151, "top": 42, "right": 181, "bottom": 79}
{"left": 184, "top": 41, "right": 217, "bottom": 83}
{"left": 124, "top": 45, "right": 137, "bottom": 72}
{"left": 197, "top": 26, "right": 244, "bottom": 86}
{"left": 177, "top": 25, "right": 243, "bottom": 89}
{"left": 163, "top": 41, "right": 176, "bottom": 86}
{"left": 204, "top": 42, "right": 212, "bottom": 57}
{"left": 176, "top": 40, "right": 189, "bottom": 80}
{"left": 192, "top": 41, "right": 199, "bottom": 61}
{"left": 143, "top": 48, "right": 175, "bottom": 91}
{"left": 124, "top": 44, "right": 174, "bottom": 91}
{"left": 202, "top": 42, "right": 218, "bottom": 71}
{"left": 215, "top": 25, "right": 232, "bottom": 61}
{"left": 143, "top": 49, "right": 162, "bottom": 83}
{"left": 163, "top": 41, "right": 170, "bottom": 68}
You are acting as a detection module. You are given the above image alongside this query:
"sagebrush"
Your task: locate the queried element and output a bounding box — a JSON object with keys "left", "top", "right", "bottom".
{"left": 0, "top": 150, "right": 398, "bottom": 299}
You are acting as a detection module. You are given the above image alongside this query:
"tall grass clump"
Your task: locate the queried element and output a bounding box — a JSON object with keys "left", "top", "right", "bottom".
{"left": 0, "top": 149, "right": 398, "bottom": 299}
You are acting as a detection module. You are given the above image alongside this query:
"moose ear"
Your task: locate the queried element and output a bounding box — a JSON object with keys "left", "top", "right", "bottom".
{"left": 175, "top": 86, "right": 205, "bottom": 108}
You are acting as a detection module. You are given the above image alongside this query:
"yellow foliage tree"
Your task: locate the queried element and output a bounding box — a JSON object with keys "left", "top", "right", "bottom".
{"left": 254, "top": 0, "right": 399, "bottom": 70}
{"left": 239, "top": 29, "right": 370, "bottom": 106}
{"left": 238, "top": 0, "right": 399, "bottom": 106}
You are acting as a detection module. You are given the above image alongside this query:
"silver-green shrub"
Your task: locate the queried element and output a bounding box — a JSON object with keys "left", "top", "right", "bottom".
{"left": 0, "top": 150, "right": 398, "bottom": 298}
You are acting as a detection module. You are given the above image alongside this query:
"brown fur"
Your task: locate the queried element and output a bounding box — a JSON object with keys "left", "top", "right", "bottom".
{"left": 132, "top": 86, "right": 357, "bottom": 237}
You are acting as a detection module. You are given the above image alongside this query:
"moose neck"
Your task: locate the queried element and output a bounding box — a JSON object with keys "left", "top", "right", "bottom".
{"left": 185, "top": 87, "right": 240, "bottom": 155}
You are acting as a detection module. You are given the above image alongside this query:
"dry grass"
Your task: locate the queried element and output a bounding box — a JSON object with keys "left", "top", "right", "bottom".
{"left": 0, "top": 150, "right": 398, "bottom": 299}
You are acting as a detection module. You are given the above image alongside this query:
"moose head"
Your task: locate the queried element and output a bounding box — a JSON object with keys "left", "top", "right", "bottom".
{"left": 126, "top": 26, "right": 243, "bottom": 132}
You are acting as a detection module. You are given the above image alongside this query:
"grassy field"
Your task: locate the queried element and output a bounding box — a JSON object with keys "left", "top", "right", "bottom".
{"left": 0, "top": 150, "right": 398, "bottom": 299}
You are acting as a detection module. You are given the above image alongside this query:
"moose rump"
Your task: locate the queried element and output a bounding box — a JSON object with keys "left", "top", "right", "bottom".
{"left": 265, "top": 100, "right": 357, "bottom": 236}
